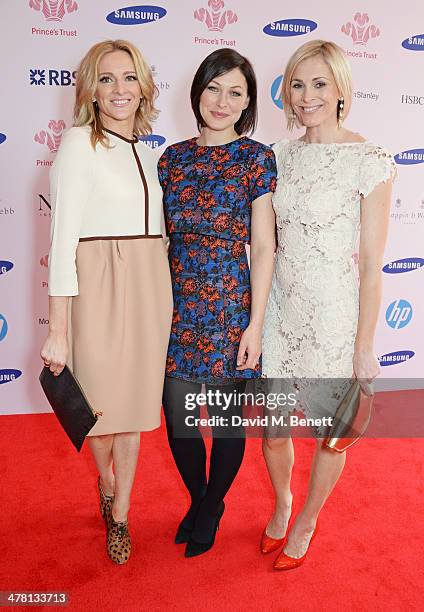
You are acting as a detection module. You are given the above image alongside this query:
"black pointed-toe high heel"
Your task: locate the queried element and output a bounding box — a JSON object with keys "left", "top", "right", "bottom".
{"left": 175, "top": 485, "right": 207, "bottom": 544}
{"left": 175, "top": 522, "right": 192, "bottom": 545}
{"left": 184, "top": 501, "right": 225, "bottom": 558}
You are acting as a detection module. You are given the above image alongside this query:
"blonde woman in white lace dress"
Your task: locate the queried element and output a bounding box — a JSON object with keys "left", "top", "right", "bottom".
{"left": 260, "top": 41, "right": 396, "bottom": 570}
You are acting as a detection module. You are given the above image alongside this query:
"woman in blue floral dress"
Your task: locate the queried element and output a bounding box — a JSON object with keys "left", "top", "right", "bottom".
{"left": 158, "top": 49, "right": 276, "bottom": 557}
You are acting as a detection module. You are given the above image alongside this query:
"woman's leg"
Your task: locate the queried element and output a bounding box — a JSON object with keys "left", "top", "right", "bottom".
{"left": 262, "top": 436, "right": 294, "bottom": 538}
{"left": 284, "top": 441, "right": 346, "bottom": 557}
{"left": 88, "top": 434, "right": 115, "bottom": 496}
{"left": 162, "top": 377, "right": 207, "bottom": 530}
{"left": 110, "top": 432, "right": 141, "bottom": 522}
{"left": 190, "top": 381, "right": 246, "bottom": 543}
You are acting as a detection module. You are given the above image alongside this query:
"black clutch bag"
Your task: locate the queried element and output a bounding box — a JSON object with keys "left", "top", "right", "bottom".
{"left": 39, "top": 365, "right": 101, "bottom": 452}
{"left": 323, "top": 379, "right": 374, "bottom": 453}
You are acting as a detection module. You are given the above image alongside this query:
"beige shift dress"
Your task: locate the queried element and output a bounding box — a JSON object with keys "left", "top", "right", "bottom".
{"left": 48, "top": 126, "right": 172, "bottom": 435}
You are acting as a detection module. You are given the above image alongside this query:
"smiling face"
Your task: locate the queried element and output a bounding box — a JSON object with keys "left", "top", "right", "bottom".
{"left": 290, "top": 55, "right": 340, "bottom": 130}
{"left": 199, "top": 67, "right": 249, "bottom": 136}
{"left": 94, "top": 49, "right": 142, "bottom": 134}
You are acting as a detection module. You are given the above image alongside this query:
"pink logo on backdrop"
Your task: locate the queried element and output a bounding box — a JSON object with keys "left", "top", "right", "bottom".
{"left": 34, "top": 120, "right": 66, "bottom": 152}
{"left": 341, "top": 13, "right": 380, "bottom": 45}
{"left": 194, "top": 0, "right": 238, "bottom": 32}
{"left": 40, "top": 255, "right": 49, "bottom": 267}
{"left": 29, "top": 0, "right": 78, "bottom": 22}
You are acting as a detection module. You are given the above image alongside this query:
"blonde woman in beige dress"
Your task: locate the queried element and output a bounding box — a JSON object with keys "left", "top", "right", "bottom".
{"left": 260, "top": 40, "right": 395, "bottom": 570}
{"left": 40, "top": 40, "right": 172, "bottom": 565}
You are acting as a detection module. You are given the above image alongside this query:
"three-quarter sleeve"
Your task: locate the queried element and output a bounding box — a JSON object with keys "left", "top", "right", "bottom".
{"left": 359, "top": 144, "right": 397, "bottom": 198}
{"left": 157, "top": 146, "right": 170, "bottom": 192}
{"left": 48, "top": 128, "right": 94, "bottom": 296}
{"left": 248, "top": 146, "right": 277, "bottom": 202}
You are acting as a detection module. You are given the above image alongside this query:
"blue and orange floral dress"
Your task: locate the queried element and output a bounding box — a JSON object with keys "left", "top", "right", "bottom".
{"left": 158, "top": 136, "right": 277, "bottom": 383}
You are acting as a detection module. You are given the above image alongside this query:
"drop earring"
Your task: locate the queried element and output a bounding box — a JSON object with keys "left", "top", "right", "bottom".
{"left": 337, "top": 97, "right": 344, "bottom": 128}
{"left": 287, "top": 109, "right": 297, "bottom": 131}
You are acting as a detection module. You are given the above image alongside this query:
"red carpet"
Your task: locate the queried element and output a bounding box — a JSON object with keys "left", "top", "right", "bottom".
{"left": 1, "top": 391, "right": 424, "bottom": 611}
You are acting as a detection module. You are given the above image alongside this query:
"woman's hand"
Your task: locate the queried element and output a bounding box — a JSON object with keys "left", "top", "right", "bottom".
{"left": 236, "top": 324, "right": 262, "bottom": 371}
{"left": 353, "top": 346, "right": 379, "bottom": 396}
{"left": 40, "top": 331, "right": 68, "bottom": 377}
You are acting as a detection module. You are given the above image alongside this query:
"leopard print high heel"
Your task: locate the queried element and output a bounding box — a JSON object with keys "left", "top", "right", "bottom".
{"left": 97, "top": 477, "right": 113, "bottom": 525}
{"left": 107, "top": 516, "right": 131, "bottom": 565}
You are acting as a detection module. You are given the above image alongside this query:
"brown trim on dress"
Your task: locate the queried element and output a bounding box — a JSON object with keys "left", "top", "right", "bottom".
{"left": 131, "top": 142, "right": 150, "bottom": 236}
{"left": 104, "top": 128, "right": 138, "bottom": 144}
{"left": 101, "top": 129, "right": 152, "bottom": 237}
{"left": 79, "top": 235, "right": 162, "bottom": 242}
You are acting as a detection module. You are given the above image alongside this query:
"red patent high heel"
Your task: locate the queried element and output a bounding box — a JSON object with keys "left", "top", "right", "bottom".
{"left": 273, "top": 522, "right": 319, "bottom": 570}
{"left": 260, "top": 512, "right": 293, "bottom": 554}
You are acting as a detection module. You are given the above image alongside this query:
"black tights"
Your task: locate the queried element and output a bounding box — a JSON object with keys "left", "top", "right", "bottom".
{"left": 162, "top": 376, "right": 246, "bottom": 542}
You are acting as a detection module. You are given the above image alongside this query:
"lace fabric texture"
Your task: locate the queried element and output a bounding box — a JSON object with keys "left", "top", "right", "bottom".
{"left": 262, "top": 139, "right": 396, "bottom": 421}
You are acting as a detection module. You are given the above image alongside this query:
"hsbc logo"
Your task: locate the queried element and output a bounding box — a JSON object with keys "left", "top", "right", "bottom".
{"left": 30, "top": 69, "right": 76, "bottom": 86}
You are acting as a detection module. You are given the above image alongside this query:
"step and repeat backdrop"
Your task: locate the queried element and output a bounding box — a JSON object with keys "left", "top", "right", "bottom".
{"left": 0, "top": 0, "right": 423, "bottom": 413}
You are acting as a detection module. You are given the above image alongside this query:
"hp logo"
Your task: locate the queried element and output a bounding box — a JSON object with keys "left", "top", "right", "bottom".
{"left": 385, "top": 299, "right": 413, "bottom": 329}
{"left": 271, "top": 75, "right": 284, "bottom": 110}
{"left": 0, "top": 313, "right": 8, "bottom": 341}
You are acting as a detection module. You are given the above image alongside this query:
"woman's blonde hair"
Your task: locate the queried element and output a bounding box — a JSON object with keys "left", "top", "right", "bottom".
{"left": 282, "top": 40, "right": 352, "bottom": 131}
{"left": 74, "top": 39, "right": 159, "bottom": 148}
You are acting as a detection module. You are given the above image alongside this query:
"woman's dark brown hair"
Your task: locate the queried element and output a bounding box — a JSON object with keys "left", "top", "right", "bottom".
{"left": 190, "top": 48, "right": 258, "bottom": 136}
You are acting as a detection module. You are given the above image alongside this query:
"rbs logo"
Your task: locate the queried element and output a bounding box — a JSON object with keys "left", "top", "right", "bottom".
{"left": 385, "top": 299, "right": 413, "bottom": 329}
{"left": 30, "top": 69, "right": 76, "bottom": 86}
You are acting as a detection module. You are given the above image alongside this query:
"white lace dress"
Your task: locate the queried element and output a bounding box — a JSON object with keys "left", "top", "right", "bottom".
{"left": 262, "top": 139, "right": 396, "bottom": 422}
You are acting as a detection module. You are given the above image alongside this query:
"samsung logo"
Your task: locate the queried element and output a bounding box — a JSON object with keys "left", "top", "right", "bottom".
{"left": 402, "top": 35, "right": 424, "bottom": 51}
{"left": 139, "top": 134, "right": 166, "bottom": 148}
{"left": 0, "top": 369, "right": 22, "bottom": 384}
{"left": 106, "top": 5, "right": 167, "bottom": 25}
{"left": 378, "top": 350, "right": 415, "bottom": 366}
{"left": 383, "top": 258, "right": 424, "bottom": 273}
{"left": 0, "top": 260, "right": 14, "bottom": 275}
{"left": 394, "top": 149, "right": 424, "bottom": 165}
{"left": 0, "top": 133, "right": 6, "bottom": 144}
{"left": 263, "top": 19, "right": 317, "bottom": 37}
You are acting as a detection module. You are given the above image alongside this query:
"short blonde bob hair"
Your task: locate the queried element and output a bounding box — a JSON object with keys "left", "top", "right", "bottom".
{"left": 74, "top": 39, "right": 158, "bottom": 148}
{"left": 282, "top": 40, "right": 352, "bottom": 130}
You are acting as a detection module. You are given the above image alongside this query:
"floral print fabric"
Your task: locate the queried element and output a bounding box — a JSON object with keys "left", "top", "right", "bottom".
{"left": 158, "top": 137, "right": 276, "bottom": 383}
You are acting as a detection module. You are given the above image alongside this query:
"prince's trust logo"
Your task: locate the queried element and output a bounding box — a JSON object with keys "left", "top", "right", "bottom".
{"left": 34, "top": 121, "right": 66, "bottom": 168}
{"left": 194, "top": 0, "right": 237, "bottom": 48}
{"left": 342, "top": 13, "right": 380, "bottom": 60}
{"left": 34, "top": 120, "right": 66, "bottom": 154}
{"left": 30, "top": 0, "right": 78, "bottom": 36}
{"left": 29, "top": 0, "right": 78, "bottom": 22}
{"left": 341, "top": 13, "right": 380, "bottom": 45}
{"left": 194, "top": 0, "right": 237, "bottom": 32}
